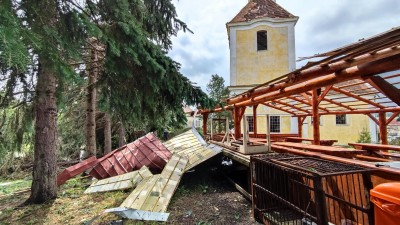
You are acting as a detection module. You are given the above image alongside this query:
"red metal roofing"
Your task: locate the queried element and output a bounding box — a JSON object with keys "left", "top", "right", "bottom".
{"left": 89, "top": 133, "right": 172, "bottom": 179}
{"left": 56, "top": 156, "right": 98, "bottom": 186}
{"left": 228, "top": 0, "right": 296, "bottom": 24}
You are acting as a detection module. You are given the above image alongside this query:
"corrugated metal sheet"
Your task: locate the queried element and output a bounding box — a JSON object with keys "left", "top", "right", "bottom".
{"left": 90, "top": 133, "right": 172, "bottom": 179}
{"left": 120, "top": 154, "right": 188, "bottom": 213}
{"left": 84, "top": 166, "right": 153, "bottom": 194}
{"left": 56, "top": 156, "right": 98, "bottom": 186}
{"left": 164, "top": 128, "right": 222, "bottom": 170}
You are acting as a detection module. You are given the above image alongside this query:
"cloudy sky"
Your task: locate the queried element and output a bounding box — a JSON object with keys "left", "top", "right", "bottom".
{"left": 169, "top": 0, "right": 400, "bottom": 92}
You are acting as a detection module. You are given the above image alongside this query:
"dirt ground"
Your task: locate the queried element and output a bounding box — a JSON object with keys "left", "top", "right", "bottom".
{"left": 0, "top": 160, "right": 261, "bottom": 225}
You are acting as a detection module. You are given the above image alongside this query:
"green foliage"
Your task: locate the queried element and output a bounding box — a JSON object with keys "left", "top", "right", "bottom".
{"left": 207, "top": 74, "right": 230, "bottom": 106}
{"left": 357, "top": 127, "right": 371, "bottom": 143}
{"left": 206, "top": 74, "right": 231, "bottom": 132}
{"left": 389, "top": 137, "right": 400, "bottom": 146}
{"left": 0, "top": 0, "right": 212, "bottom": 163}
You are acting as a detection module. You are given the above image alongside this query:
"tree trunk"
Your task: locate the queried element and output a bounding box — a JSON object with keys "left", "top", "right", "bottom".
{"left": 86, "top": 38, "right": 99, "bottom": 156}
{"left": 27, "top": 59, "right": 58, "bottom": 204}
{"left": 118, "top": 122, "right": 126, "bottom": 147}
{"left": 104, "top": 112, "right": 112, "bottom": 154}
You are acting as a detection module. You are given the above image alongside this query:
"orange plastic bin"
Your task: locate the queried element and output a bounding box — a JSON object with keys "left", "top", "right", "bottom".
{"left": 370, "top": 183, "right": 400, "bottom": 225}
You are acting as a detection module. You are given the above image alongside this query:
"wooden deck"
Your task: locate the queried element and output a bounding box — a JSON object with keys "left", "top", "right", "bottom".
{"left": 164, "top": 129, "right": 222, "bottom": 171}
{"left": 120, "top": 154, "right": 188, "bottom": 213}
{"left": 84, "top": 166, "right": 153, "bottom": 194}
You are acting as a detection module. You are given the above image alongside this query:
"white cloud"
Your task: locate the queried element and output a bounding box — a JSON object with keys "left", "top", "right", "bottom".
{"left": 169, "top": 0, "right": 400, "bottom": 91}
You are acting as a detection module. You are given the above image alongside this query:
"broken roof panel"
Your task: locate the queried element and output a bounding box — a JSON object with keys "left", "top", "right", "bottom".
{"left": 228, "top": 0, "right": 297, "bottom": 24}
{"left": 164, "top": 128, "right": 222, "bottom": 171}
{"left": 84, "top": 166, "right": 153, "bottom": 194}
{"left": 57, "top": 156, "right": 98, "bottom": 186}
{"left": 120, "top": 154, "right": 188, "bottom": 214}
{"left": 90, "top": 133, "right": 172, "bottom": 179}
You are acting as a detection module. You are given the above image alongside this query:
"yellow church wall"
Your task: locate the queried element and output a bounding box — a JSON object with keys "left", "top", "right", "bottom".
{"left": 307, "top": 114, "right": 370, "bottom": 145}
{"left": 235, "top": 25, "right": 289, "bottom": 85}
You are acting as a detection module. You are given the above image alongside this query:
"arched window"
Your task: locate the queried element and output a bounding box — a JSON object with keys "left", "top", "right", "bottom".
{"left": 257, "top": 30, "right": 268, "bottom": 51}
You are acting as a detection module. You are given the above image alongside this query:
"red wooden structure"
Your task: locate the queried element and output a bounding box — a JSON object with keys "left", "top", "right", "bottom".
{"left": 89, "top": 133, "right": 172, "bottom": 179}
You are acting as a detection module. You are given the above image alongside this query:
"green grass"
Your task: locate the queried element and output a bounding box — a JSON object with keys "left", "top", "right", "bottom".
{"left": 0, "top": 178, "right": 31, "bottom": 195}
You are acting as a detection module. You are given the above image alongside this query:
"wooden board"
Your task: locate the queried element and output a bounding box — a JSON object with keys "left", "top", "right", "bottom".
{"left": 273, "top": 142, "right": 366, "bottom": 155}
{"left": 84, "top": 166, "right": 153, "bottom": 194}
{"left": 164, "top": 129, "right": 221, "bottom": 170}
{"left": 349, "top": 142, "right": 400, "bottom": 152}
{"left": 120, "top": 154, "right": 188, "bottom": 213}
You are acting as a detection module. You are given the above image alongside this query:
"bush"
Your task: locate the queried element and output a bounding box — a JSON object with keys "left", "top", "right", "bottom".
{"left": 357, "top": 127, "right": 371, "bottom": 143}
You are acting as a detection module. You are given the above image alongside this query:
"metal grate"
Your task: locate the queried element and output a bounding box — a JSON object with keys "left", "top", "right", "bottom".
{"left": 251, "top": 155, "right": 374, "bottom": 225}
{"left": 275, "top": 157, "right": 373, "bottom": 176}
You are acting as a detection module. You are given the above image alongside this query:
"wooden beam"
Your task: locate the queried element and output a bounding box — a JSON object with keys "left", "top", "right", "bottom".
{"left": 386, "top": 112, "right": 400, "bottom": 125}
{"left": 295, "top": 107, "right": 400, "bottom": 117}
{"left": 312, "top": 90, "right": 321, "bottom": 145}
{"left": 367, "top": 113, "right": 379, "bottom": 125}
{"left": 330, "top": 87, "right": 384, "bottom": 108}
{"left": 235, "top": 55, "right": 400, "bottom": 108}
{"left": 227, "top": 46, "right": 400, "bottom": 105}
{"left": 272, "top": 100, "right": 311, "bottom": 114}
{"left": 365, "top": 76, "right": 400, "bottom": 106}
{"left": 261, "top": 103, "right": 296, "bottom": 115}
{"left": 379, "top": 112, "right": 388, "bottom": 145}
{"left": 287, "top": 96, "right": 330, "bottom": 112}
{"left": 317, "top": 85, "right": 333, "bottom": 104}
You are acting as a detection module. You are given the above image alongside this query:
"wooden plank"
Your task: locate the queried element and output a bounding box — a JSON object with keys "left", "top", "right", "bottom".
{"left": 120, "top": 154, "right": 188, "bottom": 213}
{"left": 121, "top": 175, "right": 160, "bottom": 209}
{"left": 365, "top": 75, "right": 400, "bottom": 106}
{"left": 273, "top": 142, "right": 366, "bottom": 155}
{"left": 84, "top": 166, "right": 153, "bottom": 194}
{"left": 348, "top": 142, "right": 400, "bottom": 152}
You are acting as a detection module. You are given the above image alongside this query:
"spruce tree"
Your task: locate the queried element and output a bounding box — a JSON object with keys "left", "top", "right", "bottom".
{"left": 1, "top": 0, "right": 212, "bottom": 204}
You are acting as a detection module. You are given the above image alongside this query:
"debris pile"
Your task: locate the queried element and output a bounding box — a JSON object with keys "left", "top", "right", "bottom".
{"left": 56, "top": 128, "right": 222, "bottom": 222}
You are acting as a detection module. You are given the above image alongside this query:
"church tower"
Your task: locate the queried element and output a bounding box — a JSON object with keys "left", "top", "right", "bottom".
{"left": 227, "top": 0, "right": 298, "bottom": 95}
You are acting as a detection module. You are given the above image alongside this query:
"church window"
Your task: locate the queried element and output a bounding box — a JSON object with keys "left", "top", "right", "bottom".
{"left": 257, "top": 31, "right": 268, "bottom": 51}
{"left": 269, "top": 116, "right": 281, "bottom": 133}
{"left": 247, "top": 116, "right": 254, "bottom": 132}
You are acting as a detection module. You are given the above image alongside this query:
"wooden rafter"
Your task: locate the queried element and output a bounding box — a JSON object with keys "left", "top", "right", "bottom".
{"left": 330, "top": 87, "right": 384, "bottom": 108}
{"left": 287, "top": 96, "right": 330, "bottom": 113}
{"left": 261, "top": 103, "right": 296, "bottom": 115}
{"left": 365, "top": 76, "right": 400, "bottom": 106}
{"left": 272, "top": 99, "right": 311, "bottom": 114}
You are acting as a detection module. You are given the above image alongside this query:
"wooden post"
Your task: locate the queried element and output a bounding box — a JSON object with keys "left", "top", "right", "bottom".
{"left": 210, "top": 117, "right": 213, "bottom": 141}
{"left": 379, "top": 112, "right": 388, "bottom": 144}
{"left": 202, "top": 113, "right": 208, "bottom": 137}
{"left": 253, "top": 104, "right": 258, "bottom": 136}
{"left": 298, "top": 116, "right": 304, "bottom": 138}
{"left": 267, "top": 114, "right": 271, "bottom": 151}
{"left": 312, "top": 89, "right": 321, "bottom": 145}
{"left": 234, "top": 107, "right": 245, "bottom": 139}
{"left": 226, "top": 117, "right": 230, "bottom": 144}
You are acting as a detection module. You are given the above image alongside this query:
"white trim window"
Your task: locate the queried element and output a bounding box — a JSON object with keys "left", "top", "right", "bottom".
{"left": 335, "top": 115, "right": 348, "bottom": 125}
{"left": 269, "top": 116, "right": 281, "bottom": 133}
{"left": 247, "top": 116, "right": 254, "bottom": 133}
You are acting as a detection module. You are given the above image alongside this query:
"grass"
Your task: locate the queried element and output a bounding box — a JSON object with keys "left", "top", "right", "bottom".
{"left": 0, "top": 175, "right": 131, "bottom": 225}
{"left": 0, "top": 178, "right": 31, "bottom": 195}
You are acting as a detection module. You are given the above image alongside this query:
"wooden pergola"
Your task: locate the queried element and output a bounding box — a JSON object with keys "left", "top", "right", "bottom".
{"left": 202, "top": 27, "right": 400, "bottom": 145}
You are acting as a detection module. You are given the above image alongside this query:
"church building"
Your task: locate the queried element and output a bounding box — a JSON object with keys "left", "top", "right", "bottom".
{"left": 227, "top": 0, "right": 375, "bottom": 144}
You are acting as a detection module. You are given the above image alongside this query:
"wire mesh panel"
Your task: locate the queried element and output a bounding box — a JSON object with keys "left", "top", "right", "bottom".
{"left": 251, "top": 155, "right": 374, "bottom": 225}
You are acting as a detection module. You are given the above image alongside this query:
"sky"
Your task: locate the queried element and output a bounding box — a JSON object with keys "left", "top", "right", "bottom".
{"left": 168, "top": 0, "right": 400, "bottom": 92}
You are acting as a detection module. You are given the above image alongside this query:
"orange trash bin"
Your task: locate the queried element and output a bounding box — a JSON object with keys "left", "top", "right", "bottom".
{"left": 370, "top": 183, "right": 400, "bottom": 225}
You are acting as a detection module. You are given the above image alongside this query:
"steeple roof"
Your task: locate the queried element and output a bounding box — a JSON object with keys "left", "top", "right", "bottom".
{"left": 228, "top": 0, "right": 297, "bottom": 24}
